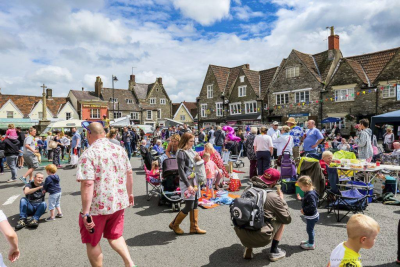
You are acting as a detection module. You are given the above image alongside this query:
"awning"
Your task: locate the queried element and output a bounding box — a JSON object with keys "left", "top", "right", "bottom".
{"left": 371, "top": 109, "right": 400, "bottom": 133}
{"left": 0, "top": 118, "right": 39, "bottom": 129}
{"left": 321, "top": 117, "right": 342, "bottom": 123}
{"left": 226, "top": 113, "right": 261, "bottom": 121}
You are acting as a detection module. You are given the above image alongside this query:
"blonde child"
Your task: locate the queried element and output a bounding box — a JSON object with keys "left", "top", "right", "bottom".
{"left": 43, "top": 164, "right": 62, "bottom": 221}
{"left": 149, "top": 161, "right": 160, "bottom": 183}
{"left": 297, "top": 176, "right": 319, "bottom": 250}
{"left": 5, "top": 124, "right": 18, "bottom": 140}
{"left": 328, "top": 214, "right": 380, "bottom": 267}
{"left": 203, "top": 153, "right": 220, "bottom": 198}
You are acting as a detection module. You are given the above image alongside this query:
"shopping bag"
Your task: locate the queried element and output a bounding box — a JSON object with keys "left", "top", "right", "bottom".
{"left": 70, "top": 154, "right": 79, "bottom": 165}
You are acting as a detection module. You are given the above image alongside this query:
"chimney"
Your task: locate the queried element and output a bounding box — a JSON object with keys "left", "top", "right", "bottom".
{"left": 95, "top": 76, "right": 103, "bottom": 97}
{"left": 328, "top": 26, "right": 339, "bottom": 50}
{"left": 82, "top": 87, "right": 84, "bottom": 91}
{"left": 46, "top": 88, "right": 53, "bottom": 99}
{"left": 244, "top": 64, "right": 250, "bottom": 69}
{"left": 129, "top": 75, "right": 136, "bottom": 91}
{"left": 157, "top": 77, "right": 162, "bottom": 84}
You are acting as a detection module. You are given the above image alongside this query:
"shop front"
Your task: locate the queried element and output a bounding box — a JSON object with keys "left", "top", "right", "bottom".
{"left": 81, "top": 102, "right": 108, "bottom": 121}
{"left": 226, "top": 113, "right": 261, "bottom": 127}
{"left": 287, "top": 113, "right": 310, "bottom": 128}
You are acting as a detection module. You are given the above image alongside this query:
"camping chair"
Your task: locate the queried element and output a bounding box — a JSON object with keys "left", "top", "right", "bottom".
{"left": 325, "top": 166, "right": 369, "bottom": 222}
{"left": 229, "top": 149, "right": 245, "bottom": 169}
{"left": 221, "top": 150, "right": 231, "bottom": 165}
{"left": 213, "top": 145, "right": 222, "bottom": 155}
{"left": 144, "top": 164, "right": 161, "bottom": 201}
{"left": 297, "top": 157, "right": 325, "bottom": 197}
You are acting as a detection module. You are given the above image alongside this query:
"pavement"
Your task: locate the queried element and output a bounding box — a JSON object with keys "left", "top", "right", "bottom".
{"left": 0, "top": 156, "right": 399, "bottom": 267}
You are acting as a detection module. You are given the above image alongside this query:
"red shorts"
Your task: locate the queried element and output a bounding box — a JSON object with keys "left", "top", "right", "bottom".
{"left": 79, "top": 209, "right": 125, "bottom": 247}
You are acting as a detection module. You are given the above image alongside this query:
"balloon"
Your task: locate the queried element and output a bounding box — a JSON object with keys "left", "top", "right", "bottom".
{"left": 222, "top": 126, "right": 241, "bottom": 142}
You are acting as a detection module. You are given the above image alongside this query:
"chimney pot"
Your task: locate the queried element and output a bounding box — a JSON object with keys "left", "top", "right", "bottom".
{"left": 130, "top": 75, "right": 135, "bottom": 82}
{"left": 245, "top": 64, "right": 250, "bottom": 69}
{"left": 328, "top": 27, "right": 339, "bottom": 50}
{"left": 46, "top": 88, "right": 53, "bottom": 99}
{"left": 82, "top": 87, "right": 84, "bottom": 91}
{"left": 157, "top": 77, "right": 162, "bottom": 84}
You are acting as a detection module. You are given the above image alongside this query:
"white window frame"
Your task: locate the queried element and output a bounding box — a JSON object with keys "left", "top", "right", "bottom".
{"left": 383, "top": 85, "right": 396, "bottom": 98}
{"left": 275, "top": 93, "right": 289, "bottom": 105}
{"left": 215, "top": 102, "right": 223, "bottom": 117}
{"left": 244, "top": 101, "right": 257, "bottom": 114}
{"left": 239, "top": 75, "right": 245, "bottom": 83}
{"left": 150, "top": 98, "right": 156, "bottom": 104}
{"left": 146, "top": 110, "right": 152, "bottom": 120}
{"left": 113, "top": 112, "right": 122, "bottom": 119}
{"left": 66, "top": 112, "right": 71, "bottom": 120}
{"left": 286, "top": 67, "right": 299, "bottom": 78}
{"left": 207, "top": 85, "right": 213, "bottom": 98}
{"left": 238, "top": 86, "right": 247, "bottom": 97}
{"left": 229, "top": 102, "right": 242, "bottom": 115}
{"left": 334, "top": 88, "right": 355, "bottom": 102}
{"left": 180, "top": 115, "right": 185, "bottom": 121}
{"left": 126, "top": 99, "right": 133, "bottom": 104}
{"left": 295, "top": 91, "right": 310, "bottom": 103}
{"left": 90, "top": 109, "right": 100, "bottom": 119}
{"left": 131, "top": 112, "right": 139, "bottom": 120}
{"left": 109, "top": 98, "right": 118, "bottom": 103}
{"left": 157, "top": 109, "right": 161, "bottom": 119}
{"left": 160, "top": 98, "right": 166, "bottom": 105}
{"left": 201, "top": 104, "right": 207, "bottom": 118}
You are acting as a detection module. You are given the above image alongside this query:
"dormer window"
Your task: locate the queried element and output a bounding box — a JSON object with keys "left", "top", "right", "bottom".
{"left": 150, "top": 98, "right": 156, "bottom": 104}
{"left": 109, "top": 98, "right": 118, "bottom": 103}
{"left": 240, "top": 76, "right": 245, "bottom": 83}
{"left": 126, "top": 99, "right": 133, "bottom": 104}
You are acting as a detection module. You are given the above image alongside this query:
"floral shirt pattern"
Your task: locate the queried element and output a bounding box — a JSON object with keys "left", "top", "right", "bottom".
{"left": 289, "top": 126, "right": 304, "bottom": 147}
{"left": 77, "top": 138, "right": 132, "bottom": 215}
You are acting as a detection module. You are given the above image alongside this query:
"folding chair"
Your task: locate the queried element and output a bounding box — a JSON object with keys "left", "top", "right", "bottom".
{"left": 221, "top": 150, "right": 231, "bottom": 165}
{"left": 229, "top": 149, "right": 244, "bottom": 169}
{"left": 144, "top": 164, "right": 161, "bottom": 201}
{"left": 325, "top": 166, "right": 368, "bottom": 222}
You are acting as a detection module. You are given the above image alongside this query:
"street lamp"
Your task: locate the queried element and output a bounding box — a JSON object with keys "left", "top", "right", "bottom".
{"left": 112, "top": 75, "right": 118, "bottom": 119}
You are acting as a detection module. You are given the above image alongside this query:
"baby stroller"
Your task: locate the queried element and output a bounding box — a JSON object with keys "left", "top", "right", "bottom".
{"left": 160, "top": 158, "right": 183, "bottom": 211}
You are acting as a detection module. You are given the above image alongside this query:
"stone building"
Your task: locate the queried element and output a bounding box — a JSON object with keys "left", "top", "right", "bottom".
{"left": 68, "top": 89, "right": 109, "bottom": 121}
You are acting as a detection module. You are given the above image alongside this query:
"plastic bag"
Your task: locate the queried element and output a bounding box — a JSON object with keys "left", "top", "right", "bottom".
{"left": 70, "top": 154, "right": 79, "bottom": 165}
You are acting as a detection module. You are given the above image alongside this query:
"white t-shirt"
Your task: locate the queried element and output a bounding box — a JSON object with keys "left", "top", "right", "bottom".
{"left": 253, "top": 134, "right": 273, "bottom": 152}
{"left": 61, "top": 137, "right": 70, "bottom": 146}
{"left": 0, "top": 210, "right": 7, "bottom": 267}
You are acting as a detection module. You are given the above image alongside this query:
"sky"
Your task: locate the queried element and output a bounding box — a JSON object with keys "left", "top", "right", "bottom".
{"left": 0, "top": 0, "right": 399, "bottom": 102}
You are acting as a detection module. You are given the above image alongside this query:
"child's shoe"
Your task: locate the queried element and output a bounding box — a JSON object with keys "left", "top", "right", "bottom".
{"left": 45, "top": 217, "right": 56, "bottom": 222}
{"left": 56, "top": 213, "right": 63, "bottom": 218}
{"left": 300, "top": 243, "right": 315, "bottom": 250}
{"left": 300, "top": 240, "right": 308, "bottom": 245}
{"left": 19, "top": 176, "right": 26, "bottom": 183}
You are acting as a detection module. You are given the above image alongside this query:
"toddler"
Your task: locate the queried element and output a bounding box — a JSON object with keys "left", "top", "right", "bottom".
{"left": 203, "top": 153, "right": 221, "bottom": 198}
{"left": 297, "top": 175, "right": 319, "bottom": 250}
{"left": 43, "top": 164, "right": 63, "bottom": 221}
{"left": 328, "top": 214, "right": 380, "bottom": 267}
{"left": 5, "top": 124, "right": 18, "bottom": 140}
{"left": 149, "top": 161, "right": 160, "bottom": 184}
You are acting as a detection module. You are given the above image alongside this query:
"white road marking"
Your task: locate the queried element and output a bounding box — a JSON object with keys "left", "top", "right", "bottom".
{"left": 3, "top": 194, "right": 20, "bottom": 206}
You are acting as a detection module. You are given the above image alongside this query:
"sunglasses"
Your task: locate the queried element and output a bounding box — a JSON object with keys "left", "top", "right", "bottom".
{"left": 81, "top": 120, "right": 105, "bottom": 134}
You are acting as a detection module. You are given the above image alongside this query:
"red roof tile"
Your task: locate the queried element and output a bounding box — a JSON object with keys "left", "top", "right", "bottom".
{"left": 293, "top": 50, "right": 322, "bottom": 82}
{"left": 345, "top": 59, "right": 369, "bottom": 84}
{"left": 259, "top": 67, "right": 279, "bottom": 98}
{"left": 210, "top": 65, "right": 230, "bottom": 93}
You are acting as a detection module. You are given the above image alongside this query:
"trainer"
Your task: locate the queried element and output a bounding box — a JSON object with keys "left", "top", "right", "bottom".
{"left": 77, "top": 122, "right": 135, "bottom": 267}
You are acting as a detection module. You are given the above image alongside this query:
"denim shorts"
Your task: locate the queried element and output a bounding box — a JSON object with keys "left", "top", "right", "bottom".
{"left": 48, "top": 192, "right": 61, "bottom": 210}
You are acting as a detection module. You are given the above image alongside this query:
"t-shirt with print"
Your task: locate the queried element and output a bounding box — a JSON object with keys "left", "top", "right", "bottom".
{"left": 303, "top": 128, "right": 324, "bottom": 152}
{"left": 24, "top": 181, "right": 45, "bottom": 203}
{"left": 0, "top": 210, "right": 7, "bottom": 267}
{"left": 23, "top": 135, "right": 35, "bottom": 155}
{"left": 328, "top": 242, "right": 362, "bottom": 267}
{"left": 289, "top": 126, "right": 304, "bottom": 147}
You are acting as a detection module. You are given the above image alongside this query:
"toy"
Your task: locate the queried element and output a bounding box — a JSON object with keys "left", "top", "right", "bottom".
{"left": 222, "top": 126, "right": 241, "bottom": 142}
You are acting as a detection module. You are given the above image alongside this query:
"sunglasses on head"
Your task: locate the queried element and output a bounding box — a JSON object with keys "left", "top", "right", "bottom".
{"left": 81, "top": 120, "right": 105, "bottom": 134}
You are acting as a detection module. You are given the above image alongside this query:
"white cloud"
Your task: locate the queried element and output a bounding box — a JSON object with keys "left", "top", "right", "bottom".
{"left": 28, "top": 66, "right": 73, "bottom": 84}
{"left": 172, "top": 0, "right": 231, "bottom": 26}
{"left": 83, "top": 74, "right": 108, "bottom": 90}
{"left": 233, "top": 5, "right": 263, "bottom": 21}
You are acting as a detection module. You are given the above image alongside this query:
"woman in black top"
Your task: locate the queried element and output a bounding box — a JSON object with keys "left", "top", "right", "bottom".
{"left": 169, "top": 132, "right": 206, "bottom": 235}
{"left": 52, "top": 132, "right": 63, "bottom": 167}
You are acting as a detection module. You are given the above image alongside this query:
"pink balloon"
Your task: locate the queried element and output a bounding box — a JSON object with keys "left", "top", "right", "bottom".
{"left": 222, "top": 126, "right": 241, "bottom": 142}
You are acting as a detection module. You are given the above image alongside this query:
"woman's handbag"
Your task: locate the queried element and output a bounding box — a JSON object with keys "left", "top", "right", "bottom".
{"left": 48, "top": 140, "right": 57, "bottom": 149}
{"left": 276, "top": 137, "right": 291, "bottom": 167}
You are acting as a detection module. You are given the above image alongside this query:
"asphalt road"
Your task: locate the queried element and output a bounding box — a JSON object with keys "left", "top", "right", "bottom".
{"left": 0, "top": 156, "right": 399, "bottom": 267}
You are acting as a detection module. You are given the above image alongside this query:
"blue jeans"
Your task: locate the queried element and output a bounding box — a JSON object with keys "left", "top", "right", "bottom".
{"left": 306, "top": 216, "right": 319, "bottom": 245}
{"left": 19, "top": 197, "right": 47, "bottom": 221}
{"left": 256, "top": 151, "right": 271, "bottom": 175}
{"left": 6, "top": 155, "right": 18, "bottom": 180}
{"left": 125, "top": 142, "right": 132, "bottom": 159}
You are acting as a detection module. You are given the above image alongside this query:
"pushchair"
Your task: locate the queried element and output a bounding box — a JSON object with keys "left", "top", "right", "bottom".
{"left": 160, "top": 158, "right": 183, "bottom": 211}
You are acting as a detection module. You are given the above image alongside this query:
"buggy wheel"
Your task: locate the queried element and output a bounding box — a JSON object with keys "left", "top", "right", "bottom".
{"left": 146, "top": 194, "right": 152, "bottom": 201}
{"left": 240, "top": 162, "right": 245, "bottom": 168}
{"left": 234, "top": 163, "right": 239, "bottom": 168}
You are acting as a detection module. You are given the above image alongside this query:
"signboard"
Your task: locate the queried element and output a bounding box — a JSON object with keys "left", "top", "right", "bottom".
{"left": 397, "top": 85, "right": 400, "bottom": 101}
{"left": 288, "top": 113, "right": 309, "bottom": 117}
{"left": 82, "top": 104, "right": 107, "bottom": 108}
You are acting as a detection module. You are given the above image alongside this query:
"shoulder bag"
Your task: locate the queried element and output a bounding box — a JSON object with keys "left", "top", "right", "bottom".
{"left": 276, "top": 136, "right": 291, "bottom": 167}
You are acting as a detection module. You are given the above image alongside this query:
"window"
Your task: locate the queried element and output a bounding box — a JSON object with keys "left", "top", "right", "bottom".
{"left": 90, "top": 109, "right": 100, "bottom": 119}
{"left": 245, "top": 102, "right": 257, "bottom": 114}
{"left": 157, "top": 109, "right": 161, "bottom": 119}
{"left": 109, "top": 98, "right": 118, "bottom": 103}
{"left": 295, "top": 91, "right": 310, "bottom": 103}
{"left": 160, "top": 98, "right": 166, "bottom": 105}
{"left": 113, "top": 112, "right": 122, "bottom": 119}
{"left": 383, "top": 85, "right": 396, "bottom": 98}
{"left": 207, "top": 85, "right": 213, "bottom": 98}
{"left": 334, "top": 88, "right": 355, "bottom": 102}
{"left": 286, "top": 67, "right": 299, "bottom": 78}
{"left": 201, "top": 104, "right": 207, "bottom": 118}
{"left": 150, "top": 98, "right": 156, "bottom": 104}
{"left": 130, "top": 112, "right": 139, "bottom": 120}
{"left": 180, "top": 115, "right": 185, "bottom": 121}
{"left": 6, "top": 111, "right": 13, "bottom": 118}
{"left": 66, "top": 112, "right": 71, "bottom": 120}
{"left": 239, "top": 76, "right": 245, "bottom": 83}
{"left": 229, "top": 103, "right": 241, "bottom": 115}
{"left": 126, "top": 99, "right": 133, "bottom": 104}
{"left": 276, "top": 93, "right": 289, "bottom": 105}
{"left": 216, "top": 102, "right": 223, "bottom": 117}
{"left": 238, "top": 86, "right": 246, "bottom": 97}
{"left": 147, "top": 110, "right": 152, "bottom": 120}
{"left": 38, "top": 112, "right": 43, "bottom": 120}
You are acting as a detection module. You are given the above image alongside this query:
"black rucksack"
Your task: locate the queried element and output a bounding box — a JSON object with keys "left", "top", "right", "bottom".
{"left": 230, "top": 187, "right": 267, "bottom": 231}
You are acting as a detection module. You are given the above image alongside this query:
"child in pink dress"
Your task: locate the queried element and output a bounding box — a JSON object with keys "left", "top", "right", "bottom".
{"left": 5, "top": 124, "right": 18, "bottom": 140}
{"left": 203, "top": 152, "right": 222, "bottom": 198}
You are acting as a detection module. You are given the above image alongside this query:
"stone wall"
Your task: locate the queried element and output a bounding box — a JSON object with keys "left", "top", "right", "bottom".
{"left": 146, "top": 82, "right": 172, "bottom": 121}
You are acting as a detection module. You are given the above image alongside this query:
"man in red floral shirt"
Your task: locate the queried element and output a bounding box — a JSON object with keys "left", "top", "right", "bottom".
{"left": 77, "top": 122, "right": 135, "bottom": 267}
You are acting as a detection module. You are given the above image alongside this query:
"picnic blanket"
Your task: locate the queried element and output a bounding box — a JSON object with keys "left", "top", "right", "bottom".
{"left": 198, "top": 190, "right": 240, "bottom": 209}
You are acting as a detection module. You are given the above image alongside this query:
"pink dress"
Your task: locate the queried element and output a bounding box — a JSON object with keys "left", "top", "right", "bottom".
{"left": 199, "top": 150, "right": 229, "bottom": 178}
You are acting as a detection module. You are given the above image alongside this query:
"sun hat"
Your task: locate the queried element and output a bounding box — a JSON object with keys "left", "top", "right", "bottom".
{"left": 260, "top": 168, "right": 280, "bottom": 185}
{"left": 272, "top": 121, "right": 279, "bottom": 126}
{"left": 286, "top": 117, "right": 298, "bottom": 125}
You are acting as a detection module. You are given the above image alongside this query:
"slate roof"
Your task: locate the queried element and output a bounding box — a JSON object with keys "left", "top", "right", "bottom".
{"left": 0, "top": 94, "right": 70, "bottom": 118}
{"left": 242, "top": 69, "right": 260, "bottom": 97}
{"left": 101, "top": 88, "right": 140, "bottom": 111}
{"left": 346, "top": 47, "right": 399, "bottom": 83}
{"left": 70, "top": 90, "right": 100, "bottom": 101}
{"left": 132, "top": 83, "right": 154, "bottom": 100}
{"left": 259, "top": 66, "right": 279, "bottom": 98}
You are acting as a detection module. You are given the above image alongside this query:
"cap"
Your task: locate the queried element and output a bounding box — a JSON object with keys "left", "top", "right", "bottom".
{"left": 260, "top": 168, "right": 280, "bottom": 185}
{"left": 272, "top": 121, "right": 279, "bottom": 126}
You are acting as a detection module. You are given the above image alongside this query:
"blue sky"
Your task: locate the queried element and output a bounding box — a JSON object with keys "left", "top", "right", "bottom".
{"left": 0, "top": 0, "right": 399, "bottom": 102}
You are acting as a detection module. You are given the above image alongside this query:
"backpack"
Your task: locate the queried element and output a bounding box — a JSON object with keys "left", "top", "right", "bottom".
{"left": 230, "top": 187, "right": 267, "bottom": 231}
{"left": 280, "top": 151, "right": 296, "bottom": 179}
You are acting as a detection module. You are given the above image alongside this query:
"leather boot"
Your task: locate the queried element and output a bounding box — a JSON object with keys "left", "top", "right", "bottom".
{"left": 169, "top": 211, "right": 187, "bottom": 235}
{"left": 190, "top": 209, "right": 206, "bottom": 234}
